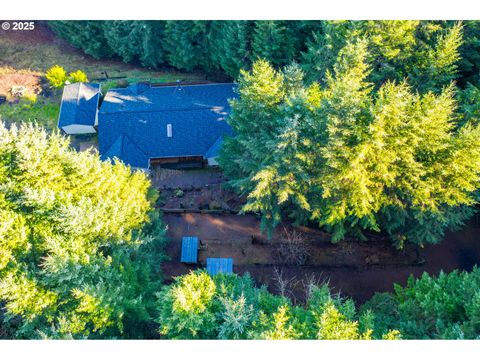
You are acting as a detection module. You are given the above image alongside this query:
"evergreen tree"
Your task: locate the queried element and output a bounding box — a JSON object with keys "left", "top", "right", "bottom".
{"left": 0, "top": 124, "right": 166, "bottom": 339}
{"left": 302, "top": 21, "right": 464, "bottom": 94}
{"left": 49, "top": 21, "right": 114, "bottom": 59}
{"left": 162, "top": 21, "right": 211, "bottom": 71}
{"left": 252, "top": 21, "right": 297, "bottom": 67}
{"left": 209, "top": 21, "right": 254, "bottom": 79}
{"left": 156, "top": 271, "right": 399, "bottom": 339}
{"left": 104, "top": 21, "right": 166, "bottom": 68}
{"left": 221, "top": 44, "right": 480, "bottom": 246}
{"left": 458, "top": 21, "right": 480, "bottom": 86}
{"left": 363, "top": 267, "right": 480, "bottom": 339}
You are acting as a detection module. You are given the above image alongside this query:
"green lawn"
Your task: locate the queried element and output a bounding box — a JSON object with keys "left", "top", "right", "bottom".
{"left": 0, "top": 98, "right": 60, "bottom": 130}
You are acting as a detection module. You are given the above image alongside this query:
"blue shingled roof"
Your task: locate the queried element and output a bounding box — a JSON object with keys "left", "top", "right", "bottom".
{"left": 98, "top": 83, "right": 237, "bottom": 168}
{"left": 206, "top": 258, "right": 233, "bottom": 276}
{"left": 58, "top": 83, "right": 100, "bottom": 128}
{"left": 181, "top": 236, "right": 199, "bottom": 263}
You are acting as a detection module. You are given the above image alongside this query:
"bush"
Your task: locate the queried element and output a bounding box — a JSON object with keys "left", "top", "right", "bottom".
{"left": 21, "top": 93, "right": 37, "bottom": 103}
{"left": 174, "top": 189, "right": 184, "bottom": 198}
{"left": 45, "top": 65, "right": 67, "bottom": 88}
{"left": 68, "top": 70, "right": 88, "bottom": 83}
{"left": 362, "top": 267, "right": 480, "bottom": 339}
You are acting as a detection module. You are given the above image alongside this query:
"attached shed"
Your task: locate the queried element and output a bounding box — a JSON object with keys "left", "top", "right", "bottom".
{"left": 58, "top": 83, "right": 101, "bottom": 135}
{"left": 206, "top": 258, "right": 233, "bottom": 276}
{"left": 181, "top": 236, "right": 199, "bottom": 264}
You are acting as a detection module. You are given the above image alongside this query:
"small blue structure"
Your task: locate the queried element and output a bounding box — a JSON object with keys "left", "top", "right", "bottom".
{"left": 181, "top": 236, "right": 199, "bottom": 263}
{"left": 57, "top": 82, "right": 101, "bottom": 135}
{"left": 206, "top": 258, "right": 233, "bottom": 276}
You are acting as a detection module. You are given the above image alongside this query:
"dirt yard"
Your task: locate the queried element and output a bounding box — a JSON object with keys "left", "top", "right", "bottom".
{"left": 154, "top": 168, "right": 244, "bottom": 211}
{"left": 0, "top": 67, "right": 43, "bottom": 101}
{"left": 162, "top": 213, "right": 480, "bottom": 304}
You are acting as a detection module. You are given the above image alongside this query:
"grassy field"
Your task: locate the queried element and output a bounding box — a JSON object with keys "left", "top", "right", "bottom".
{"left": 0, "top": 97, "right": 60, "bottom": 129}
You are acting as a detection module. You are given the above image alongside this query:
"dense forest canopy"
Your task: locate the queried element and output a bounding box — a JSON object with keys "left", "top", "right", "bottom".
{"left": 49, "top": 20, "right": 480, "bottom": 86}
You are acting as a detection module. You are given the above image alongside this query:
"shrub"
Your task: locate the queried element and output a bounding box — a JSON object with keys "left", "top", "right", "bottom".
{"left": 68, "top": 70, "right": 88, "bottom": 83}
{"left": 362, "top": 267, "right": 480, "bottom": 339}
{"left": 174, "top": 189, "right": 184, "bottom": 198}
{"left": 45, "top": 65, "right": 67, "bottom": 88}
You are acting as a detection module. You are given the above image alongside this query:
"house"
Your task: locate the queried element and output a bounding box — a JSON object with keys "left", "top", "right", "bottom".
{"left": 58, "top": 82, "right": 237, "bottom": 169}
{"left": 57, "top": 82, "right": 101, "bottom": 134}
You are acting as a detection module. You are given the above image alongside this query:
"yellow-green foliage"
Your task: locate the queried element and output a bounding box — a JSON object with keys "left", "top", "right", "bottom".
{"left": 46, "top": 66, "right": 89, "bottom": 88}
{"left": 363, "top": 268, "right": 480, "bottom": 339}
{"left": 0, "top": 123, "right": 162, "bottom": 339}
{"left": 156, "top": 271, "right": 400, "bottom": 340}
{"left": 68, "top": 70, "right": 88, "bottom": 83}
{"left": 172, "top": 272, "right": 216, "bottom": 314}
{"left": 45, "top": 65, "right": 67, "bottom": 88}
{"left": 220, "top": 51, "right": 480, "bottom": 246}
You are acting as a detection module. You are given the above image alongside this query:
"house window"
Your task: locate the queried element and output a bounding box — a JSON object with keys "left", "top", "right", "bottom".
{"left": 167, "top": 124, "right": 172, "bottom": 138}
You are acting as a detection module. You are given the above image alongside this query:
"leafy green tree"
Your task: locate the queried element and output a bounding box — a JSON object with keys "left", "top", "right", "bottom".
{"left": 209, "top": 21, "right": 254, "bottom": 79}
{"left": 162, "top": 21, "right": 211, "bottom": 71}
{"left": 104, "top": 21, "right": 166, "bottom": 68}
{"left": 457, "top": 83, "right": 480, "bottom": 127}
{"left": 0, "top": 123, "right": 166, "bottom": 339}
{"left": 156, "top": 271, "right": 217, "bottom": 339}
{"left": 363, "top": 268, "right": 480, "bottom": 339}
{"left": 302, "top": 21, "right": 463, "bottom": 94}
{"left": 458, "top": 21, "right": 480, "bottom": 86}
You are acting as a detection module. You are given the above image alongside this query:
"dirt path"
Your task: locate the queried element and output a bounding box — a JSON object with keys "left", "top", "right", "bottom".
{"left": 162, "top": 213, "right": 480, "bottom": 304}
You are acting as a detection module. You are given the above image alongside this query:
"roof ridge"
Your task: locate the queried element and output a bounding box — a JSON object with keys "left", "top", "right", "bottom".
{"left": 100, "top": 106, "right": 230, "bottom": 115}
{"left": 105, "top": 82, "right": 236, "bottom": 93}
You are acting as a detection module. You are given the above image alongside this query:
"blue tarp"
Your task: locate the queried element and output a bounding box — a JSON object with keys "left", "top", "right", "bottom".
{"left": 206, "top": 258, "right": 233, "bottom": 276}
{"left": 181, "top": 236, "right": 199, "bottom": 263}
